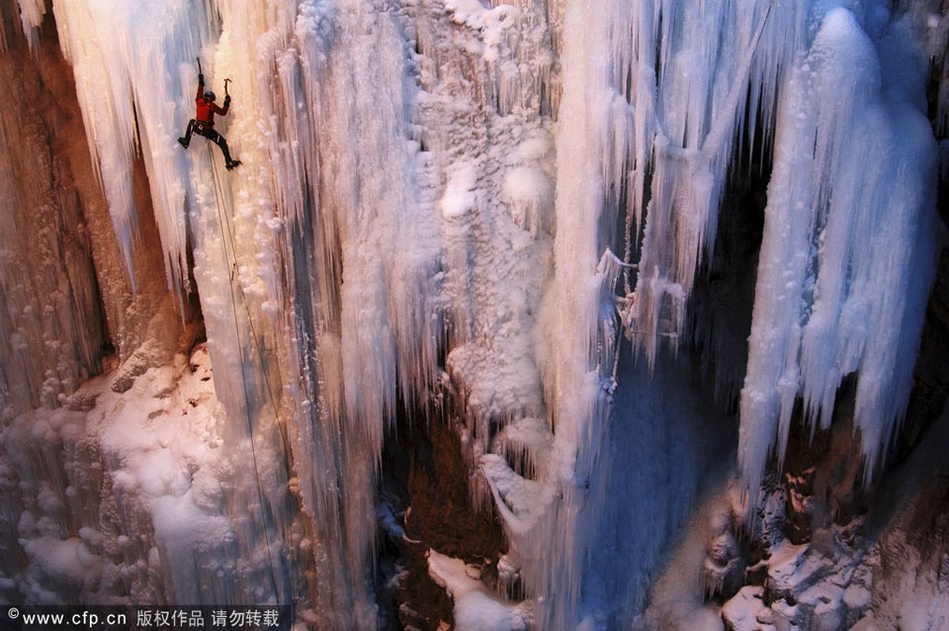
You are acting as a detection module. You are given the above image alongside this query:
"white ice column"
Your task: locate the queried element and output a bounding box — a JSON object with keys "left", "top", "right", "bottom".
{"left": 739, "top": 4, "right": 938, "bottom": 504}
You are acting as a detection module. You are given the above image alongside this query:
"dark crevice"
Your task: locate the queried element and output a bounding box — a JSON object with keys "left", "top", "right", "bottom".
{"left": 377, "top": 388, "right": 508, "bottom": 630}
{"left": 685, "top": 88, "right": 773, "bottom": 414}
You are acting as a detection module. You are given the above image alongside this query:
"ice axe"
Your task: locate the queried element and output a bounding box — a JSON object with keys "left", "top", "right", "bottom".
{"left": 196, "top": 57, "right": 203, "bottom": 76}
{"left": 224, "top": 78, "right": 231, "bottom": 96}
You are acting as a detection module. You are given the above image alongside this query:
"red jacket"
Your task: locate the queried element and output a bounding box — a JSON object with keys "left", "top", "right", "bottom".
{"left": 195, "top": 79, "right": 229, "bottom": 126}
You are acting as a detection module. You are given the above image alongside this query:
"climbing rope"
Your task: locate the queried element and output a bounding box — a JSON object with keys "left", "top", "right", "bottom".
{"left": 206, "top": 144, "right": 293, "bottom": 604}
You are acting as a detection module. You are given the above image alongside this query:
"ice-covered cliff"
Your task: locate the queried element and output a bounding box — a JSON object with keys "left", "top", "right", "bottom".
{"left": 0, "top": 0, "right": 946, "bottom": 628}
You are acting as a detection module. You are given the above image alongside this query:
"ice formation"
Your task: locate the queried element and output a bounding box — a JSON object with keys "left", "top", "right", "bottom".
{"left": 427, "top": 550, "right": 533, "bottom": 630}
{"left": 739, "top": 3, "right": 939, "bottom": 506}
{"left": 0, "top": 0, "right": 943, "bottom": 627}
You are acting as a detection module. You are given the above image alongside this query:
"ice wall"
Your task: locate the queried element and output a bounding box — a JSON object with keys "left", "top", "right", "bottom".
{"left": 5, "top": 0, "right": 438, "bottom": 622}
{"left": 494, "top": 0, "right": 939, "bottom": 624}
{"left": 257, "top": 4, "right": 442, "bottom": 624}
{"left": 3, "top": 0, "right": 943, "bottom": 627}
{"left": 738, "top": 3, "right": 938, "bottom": 505}
{"left": 624, "top": 0, "right": 805, "bottom": 367}
{"left": 548, "top": 0, "right": 939, "bottom": 514}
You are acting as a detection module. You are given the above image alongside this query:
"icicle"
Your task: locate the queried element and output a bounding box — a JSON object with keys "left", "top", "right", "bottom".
{"left": 257, "top": 1, "right": 449, "bottom": 624}
{"left": 48, "top": 0, "right": 228, "bottom": 298}
{"left": 15, "top": 0, "right": 45, "bottom": 48}
{"left": 511, "top": 2, "right": 626, "bottom": 626}
{"left": 739, "top": 4, "right": 938, "bottom": 508}
{"left": 628, "top": 0, "right": 806, "bottom": 366}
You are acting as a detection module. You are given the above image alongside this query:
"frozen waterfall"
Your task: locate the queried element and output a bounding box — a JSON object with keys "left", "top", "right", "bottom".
{"left": 0, "top": 0, "right": 944, "bottom": 628}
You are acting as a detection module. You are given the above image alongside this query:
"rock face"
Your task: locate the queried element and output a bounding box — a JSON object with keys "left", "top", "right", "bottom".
{"left": 715, "top": 411, "right": 949, "bottom": 631}
{"left": 704, "top": 529, "right": 747, "bottom": 602}
{"left": 900, "top": 248, "right": 949, "bottom": 458}
{"left": 0, "top": 12, "right": 106, "bottom": 413}
{"left": 0, "top": 1, "right": 193, "bottom": 416}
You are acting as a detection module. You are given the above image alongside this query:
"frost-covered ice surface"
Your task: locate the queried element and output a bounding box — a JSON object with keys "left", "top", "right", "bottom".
{"left": 427, "top": 550, "right": 533, "bottom": 631}
{"left": 1, "top": 0, "right": 945, "bottom": 627}
{"left": 1, "top": 344, "right": 293, "bottom": 606}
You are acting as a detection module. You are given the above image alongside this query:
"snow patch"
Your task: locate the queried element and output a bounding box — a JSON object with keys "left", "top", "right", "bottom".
{"left": 427, "top": 550, "right": 532, "bottom": 631}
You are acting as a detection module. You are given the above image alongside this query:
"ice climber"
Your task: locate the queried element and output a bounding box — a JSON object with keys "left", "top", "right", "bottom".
{"left": 178, "top": 71, "right": 241, "bottom": 170}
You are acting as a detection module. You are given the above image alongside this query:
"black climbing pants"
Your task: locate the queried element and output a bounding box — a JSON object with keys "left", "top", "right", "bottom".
{"left": 182, "top": 120, "right": 234, "bottom": 164}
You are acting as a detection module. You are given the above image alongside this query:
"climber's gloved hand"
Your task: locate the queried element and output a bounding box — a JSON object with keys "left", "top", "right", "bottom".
{"left": 223, "top": 95, "right": 231, "bottom": 108}
{"left": 198, "top": 73, "right": 205, "bottom": 84}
